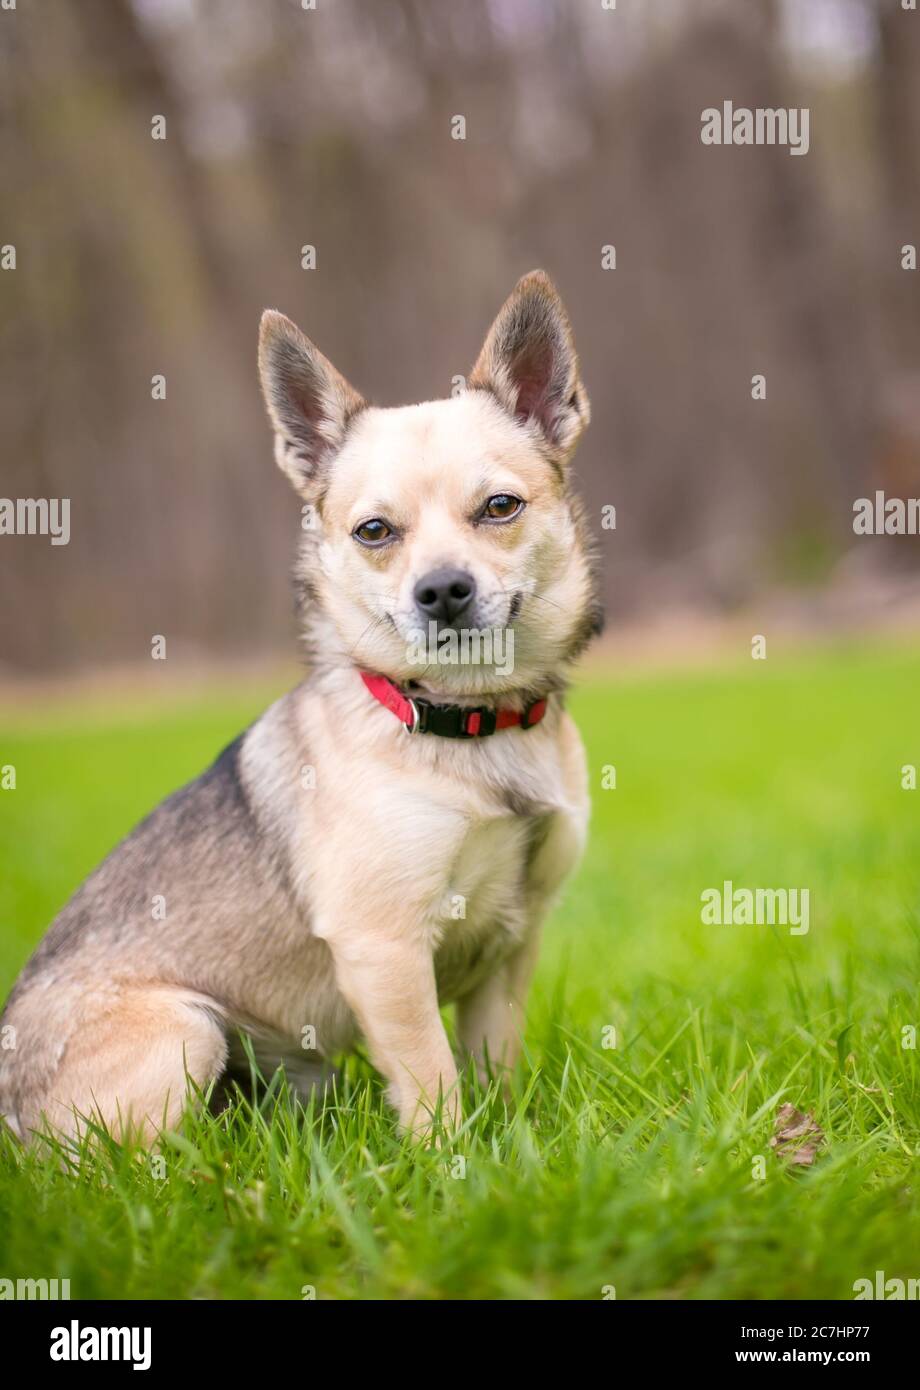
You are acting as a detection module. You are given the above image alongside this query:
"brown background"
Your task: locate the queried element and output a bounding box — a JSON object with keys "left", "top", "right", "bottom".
{"left": 1, "top": 0, "right": 919, "bottom": 673}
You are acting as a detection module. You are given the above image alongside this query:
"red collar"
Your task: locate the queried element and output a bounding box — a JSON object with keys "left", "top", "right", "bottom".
{"left": 360, "top": 671, "right": 548, "bottom": 739}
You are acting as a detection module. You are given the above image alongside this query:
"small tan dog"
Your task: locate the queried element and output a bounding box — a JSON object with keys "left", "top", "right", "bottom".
{"left": 0, "top": 271, "right": 600, "bottom": 1144}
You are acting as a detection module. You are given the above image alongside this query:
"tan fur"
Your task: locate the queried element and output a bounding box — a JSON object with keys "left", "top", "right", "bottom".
{"left": 0, "top": 271, "right": 597, "bottom": 1146}
{"left": 11, "top": 987, "right": 227, "bottom": 1145}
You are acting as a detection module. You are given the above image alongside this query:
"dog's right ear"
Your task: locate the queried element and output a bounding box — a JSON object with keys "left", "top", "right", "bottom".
{"left": 468, "top": 270, "right": 589, "bottom": 459}
{"left": 258, "top": 310, "right": 366, "bottom": 499}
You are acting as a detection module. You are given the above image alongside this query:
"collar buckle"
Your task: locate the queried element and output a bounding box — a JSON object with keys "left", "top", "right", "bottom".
{"left": 402, "top": 696, "right": 421, "bottom": 734}
{"left": 412, "top": 699, "right": 496, "bottom": 738}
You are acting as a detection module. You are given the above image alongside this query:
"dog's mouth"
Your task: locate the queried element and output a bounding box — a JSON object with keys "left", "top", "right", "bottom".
{"left": 374, "top": 596, "right": 521, "bottom": 688}
{"left": 381, "top": 587, "right": 525, "bottom": 643}
{"left": 346, "top": 584, "right": 542, "bottom": 693}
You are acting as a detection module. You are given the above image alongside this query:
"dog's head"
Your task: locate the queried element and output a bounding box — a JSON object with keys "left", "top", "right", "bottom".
{"left": 258, "top": 270, "right": 600, "bottom": 696}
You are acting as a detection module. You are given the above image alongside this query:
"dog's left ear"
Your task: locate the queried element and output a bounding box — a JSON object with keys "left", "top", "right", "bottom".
{"left": 259, "top": 309, "right": 366, "bottom": 499}
{"left": 468, "top": 270, "right": 590, "bottom": 456}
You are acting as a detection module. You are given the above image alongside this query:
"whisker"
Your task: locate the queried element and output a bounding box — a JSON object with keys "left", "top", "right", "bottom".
{"left": 346, "top": 613, "right": 389, "bottom": 662}
{"left": 523, "top": 591, "right": 565, "bottom": 614}
{"left": 497, "top": 581, "right": 566, "bottom": 615}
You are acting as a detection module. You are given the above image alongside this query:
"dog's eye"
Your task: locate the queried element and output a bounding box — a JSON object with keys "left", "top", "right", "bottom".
{"left": 353, "top": 518, "right": 393, "bottom": 546}
{"left": 482, "top": 494, "right": 524, "bottom": 522}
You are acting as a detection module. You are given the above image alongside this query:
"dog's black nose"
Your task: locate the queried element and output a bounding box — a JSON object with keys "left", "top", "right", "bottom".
{"left": 413, "top": 568, "right": 476, "bottom": 625}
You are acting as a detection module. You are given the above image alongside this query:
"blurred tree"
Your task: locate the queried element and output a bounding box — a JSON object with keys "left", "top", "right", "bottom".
{"left": 0, "top": 0, "right": 909, "bottom": 670}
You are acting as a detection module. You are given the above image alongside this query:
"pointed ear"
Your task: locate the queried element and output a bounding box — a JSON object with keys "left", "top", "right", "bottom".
{"left": 468, "top": 270, "right": 590, "bottom": 456}
{"left": 258, "top": 310, "right": 366, "bottom": 499}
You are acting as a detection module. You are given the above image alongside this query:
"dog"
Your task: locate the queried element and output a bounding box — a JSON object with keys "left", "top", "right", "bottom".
{"left": 0, "top": 270, "right": 600, "bottom": 1145}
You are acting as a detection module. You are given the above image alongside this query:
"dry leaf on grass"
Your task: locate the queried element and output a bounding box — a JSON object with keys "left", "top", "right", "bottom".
{"left": 769, "top": 1103, "right": 825, "bottom": 1167}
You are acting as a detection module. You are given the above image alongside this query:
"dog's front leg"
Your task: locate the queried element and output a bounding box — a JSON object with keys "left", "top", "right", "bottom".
{"left": 457, "top": 933, "right": 540, "bottom": 1085}
{"left": 327, "top": 933, "right": 460, "bottom": 1137}
{"left": 458, "top": 802, "right": 586, "bottom": 1084}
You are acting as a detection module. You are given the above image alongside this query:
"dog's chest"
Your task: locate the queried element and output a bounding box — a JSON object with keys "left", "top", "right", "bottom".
{"left": 430, "top": 808, "right": 545, "bottom": 1004}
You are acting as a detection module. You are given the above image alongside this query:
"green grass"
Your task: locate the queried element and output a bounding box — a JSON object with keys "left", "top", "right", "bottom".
{"left": 1, "top": 641, "right": 919, "bottom": 1300}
